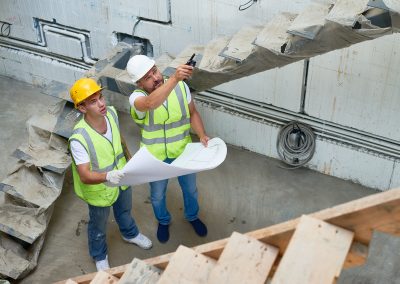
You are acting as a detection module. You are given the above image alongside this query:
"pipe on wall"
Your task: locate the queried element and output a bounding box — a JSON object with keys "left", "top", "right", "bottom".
{"left": 196, "top": 90, "right": 400, "bottom": 159}
{"left": 42, "top": 25, "right": 96, "bottom": 64}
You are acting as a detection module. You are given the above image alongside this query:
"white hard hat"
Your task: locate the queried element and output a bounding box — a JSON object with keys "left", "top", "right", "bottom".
{"left": 126, "top": 55, "right": 155, "bottom": 82}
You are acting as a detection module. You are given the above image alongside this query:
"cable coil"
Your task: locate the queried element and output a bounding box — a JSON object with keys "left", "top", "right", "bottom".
{"left": 276, "top": 121, "right": 316, "bottom": 168}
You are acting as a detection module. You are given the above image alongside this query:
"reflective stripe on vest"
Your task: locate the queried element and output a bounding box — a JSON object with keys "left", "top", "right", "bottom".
{"left": 141, "top": 129, "right": 190, "bottom": 145}
{"left": 133, "top": 83, "right": 190, "bottom": 132}
{"left": 130, "top": 81, "right": 191, "bottom": 160}
{"left": 69, "top": 106, "right": 127, "bottom": 207}
{"left": 69, "top": 129, "right": 124, "bottom": 172}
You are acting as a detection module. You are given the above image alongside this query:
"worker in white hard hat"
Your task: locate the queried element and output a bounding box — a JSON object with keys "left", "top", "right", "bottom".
{"left": 68, "top": 78, "right": 152, "bottom": 271}
{"left": 126, "top": 55, "right": 209, "bottom": 243}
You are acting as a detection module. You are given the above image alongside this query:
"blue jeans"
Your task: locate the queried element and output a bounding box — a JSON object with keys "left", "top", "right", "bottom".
{"left": 87, "top": 187, "right": 139, "bottom": 261}
{"left": 149, "top": 158, "right": 199, "bottom": 225}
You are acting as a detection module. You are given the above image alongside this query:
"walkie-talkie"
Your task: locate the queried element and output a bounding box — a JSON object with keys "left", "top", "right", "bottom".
{"left": 186, "top": 53, "right": 196, "bottom": 67}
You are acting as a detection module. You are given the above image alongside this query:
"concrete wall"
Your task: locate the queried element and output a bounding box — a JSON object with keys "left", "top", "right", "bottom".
{"left": 306, "top": 34, "right": 400, "bottom": 140}
{"left": 0, "top": 0, "right": 399, "bottom": 190}
{"left": 196, "top": 101, "right": 400, "bottom": 191}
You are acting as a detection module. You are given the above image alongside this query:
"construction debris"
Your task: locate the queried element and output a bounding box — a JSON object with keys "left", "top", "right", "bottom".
{"left": 0, "top": 98, "right": 71, "bottom": 280}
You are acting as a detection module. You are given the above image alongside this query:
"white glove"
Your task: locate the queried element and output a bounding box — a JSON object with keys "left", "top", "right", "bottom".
{"left": 105, "top": 170, "right": 124, "bottom": 186}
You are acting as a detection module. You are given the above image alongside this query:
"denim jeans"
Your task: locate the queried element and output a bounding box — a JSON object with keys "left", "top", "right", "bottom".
{"left": 149, "top": 158, "right": 199, "bottom": 225}
{"left": 87, "top": 187, "right": 139, "bottom": 261}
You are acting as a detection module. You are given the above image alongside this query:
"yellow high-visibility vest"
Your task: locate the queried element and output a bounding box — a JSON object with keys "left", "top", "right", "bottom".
{"left": 131, "top": 81, "right": 191, "bottom": 160}
{"left": 69, "top": 106, "right": 127, "bottom": 207}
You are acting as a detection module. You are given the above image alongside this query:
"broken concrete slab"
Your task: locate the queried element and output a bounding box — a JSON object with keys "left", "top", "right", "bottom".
{"left": 27, "top": 113, "right": 58, "bottom": 141}
{"left": 0, "top": 246, "right": 30, "bottom": 280}
{"left": 287, "top": 1, "right": 332, "bottom": 40}
{"left": 0, "top": 216, "right": 49, "bottom": 280}
{"left": 254, "top": 12, "right": 298, "bottom": 55}
{"left": 220, "top": 25, "right": 264, "bottom": 62}
{"left": 40, "top": 80, "right": 70, "bottom": 102}
{"left": 53, "top": 101, "right": 81, "bottom": 139}
{"left": 0, "top": 164, "right": 64, "bottom": 209}
{"left": 166, "top": 42, "right": 299, "bottom": 92}
{"left": 161, "top": 0, "right": 400, "bottom": 92}
{"left": 13, "top": 144, "right": 71, "bottom": 174}
{"left": 0, "top": 204, "right": 49, "bottom": 244}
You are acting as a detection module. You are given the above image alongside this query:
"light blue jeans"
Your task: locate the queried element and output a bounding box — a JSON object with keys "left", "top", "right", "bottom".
{"left": 150, "top": 158, "right": 199, "bottom": 225}
{"left": 87, "top": 187, "right": 139, "bottom": 261}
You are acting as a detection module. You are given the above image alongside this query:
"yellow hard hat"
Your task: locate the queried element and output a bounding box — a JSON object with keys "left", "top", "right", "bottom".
{"left": 70, "top": 78, "right": 104, "bottom": 107}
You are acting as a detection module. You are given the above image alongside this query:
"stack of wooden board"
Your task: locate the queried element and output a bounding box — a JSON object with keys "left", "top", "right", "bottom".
{"left": 59, "top": 187, "right": 400, "bottom": 283}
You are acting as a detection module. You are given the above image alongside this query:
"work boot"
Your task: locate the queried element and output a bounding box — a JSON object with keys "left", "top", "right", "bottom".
{"left": 122, "top": 233, "right": 153, "bottom": 249}
{"left": 95, "top": 255, "right": 110, "bottom": 271}
{"left": 190, "top": 218, "right": 208, "bottom": 237}
{"left": 157, "top": 223, "right": 169, "bottom": 243}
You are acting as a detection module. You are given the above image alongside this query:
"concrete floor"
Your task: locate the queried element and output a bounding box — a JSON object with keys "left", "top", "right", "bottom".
{"left": 0, "top": 75, "right": 378, "bottom": 283}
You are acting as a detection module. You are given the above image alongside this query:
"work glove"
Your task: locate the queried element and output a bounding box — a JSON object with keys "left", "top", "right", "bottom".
{"left": 105, "top": 169, "right": 124, "bottom": 186}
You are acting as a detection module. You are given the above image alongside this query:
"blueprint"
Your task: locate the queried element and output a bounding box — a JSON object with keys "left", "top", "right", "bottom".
{"left": 118, "top": 137, "right": 227, "bottom": 186}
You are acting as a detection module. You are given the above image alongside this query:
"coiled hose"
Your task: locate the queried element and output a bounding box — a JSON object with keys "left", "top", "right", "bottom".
{"left": 276, "top": 121, "right": 316, "bottom": 169}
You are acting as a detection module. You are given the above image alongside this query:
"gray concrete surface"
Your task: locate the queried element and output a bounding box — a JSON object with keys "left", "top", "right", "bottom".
{"left": 337, "top": 231, "right": 400, "bottom": 284}
{"left": 0, "top": 75, "right": 378, "bottom": 283}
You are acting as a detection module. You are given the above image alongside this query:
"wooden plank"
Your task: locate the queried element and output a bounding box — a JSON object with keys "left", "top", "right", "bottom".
{"left": 58, "top": 187, "right": 400, "bottom": 283}
{"left": 89, "top": 271, "right": 119, "bottom": 284}
{"left": 118, "top": 258, "right": 161, "bottom": 284}
{"left": 271, "top": 215, "right": 354, "bottom": 284}
{"left": 157, "top": 245, "right": 216, "bottom": 284}
{"left": 55, "top": 265, "right": 129, "bottom": 284}
{"left": 146, "top": 187, "right": 400, "bottom": 268}
{"left": 65, "top": 280, "right": 78, "bottom": 284}
{"left": 120, "top": 134, "right": 132, "bottom": 160}
{"left": 208, "top": 232, "right": 279, "bottom": 284}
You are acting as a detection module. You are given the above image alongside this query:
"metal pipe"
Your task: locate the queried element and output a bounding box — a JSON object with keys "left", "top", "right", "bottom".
{"left": 0, "top": 21, "right": 96, "bottom": 65}
{"left": 43, "top": 25, "right": 96, "bottom": 64}
{"left": 0, "top": 36, "right": 48, "bottom": 50}
{"left": 0, "top": 41, "right": 91, "bottom": 69}
{"left": 195, "top": 91, "right": 400, "bottom": 159}
{"left": 201, "top": 89, "right": 400, "bottom": 147}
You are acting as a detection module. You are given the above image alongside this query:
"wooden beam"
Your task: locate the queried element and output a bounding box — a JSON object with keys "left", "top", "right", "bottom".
{"left": 120, "top": 134, "right": 132, "bottom": 160}
{"left": 57, "top": 187, "right": 400, "bottom": 284}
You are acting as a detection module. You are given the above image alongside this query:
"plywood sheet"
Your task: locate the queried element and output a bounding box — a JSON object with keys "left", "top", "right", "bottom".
{"left": 118, "top": 258, "right": 161, "bottom": 284}
{"left": 157, "top": 245, "right": 216, "bottom": 284}
{"left": 89, "top": 271, "right": 119, "bottom": 284}
{"left": 271, "top": 215, "right": 354, "bottom": 284}
{"left": 208, "top": 232, "right": 279, "bottom": 284}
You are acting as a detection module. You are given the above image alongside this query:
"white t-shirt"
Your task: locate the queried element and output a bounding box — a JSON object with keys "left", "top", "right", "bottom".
{"left": 129, "top": 82, "right": 192, "bottom": 119}
{"left": 70, "top": 117, "right": 112, "bottom": 165}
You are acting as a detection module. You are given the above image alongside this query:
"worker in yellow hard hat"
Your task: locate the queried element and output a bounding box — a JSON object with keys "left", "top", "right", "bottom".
{"left": 68, "top": 77, "right": 152, "bottom": 271}
{"left": 69, "top": 77, "right": 104, "bottom": 107}
{"left": 126, "top": 55, "right": 209, "bottom": 243}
